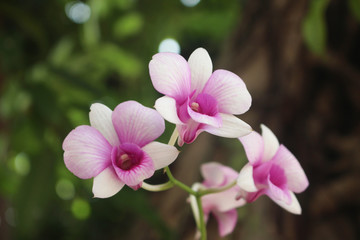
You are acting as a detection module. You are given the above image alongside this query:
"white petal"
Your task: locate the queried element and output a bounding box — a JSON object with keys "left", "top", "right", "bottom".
{"left": 92, "top": 167, "right": 125, "bottom": 198}
{"left": 189, "top": 183, "right": 202, "bottom": 228}
{"left": 237, "top": 163, "right": 257, "bottom": 192}
{"left": 270, "top": 191, "right": 302, "bottom": 215}
{"left": 261, "top": 124, "right": 279, "bottom": 162}
{"left": 90, "top": 103, "right": 120, "bottom": 146}
{"left": 188, "top": 48, "right": 213, "bottom": 94}
{"left": 142, "top": 142, "right": 179, "bottom": 170}
{"left": 154, "top": 96, "right": 183, "bottom": 124}
{"left": 204, "top": 113, "right": 252, "bottom": 138}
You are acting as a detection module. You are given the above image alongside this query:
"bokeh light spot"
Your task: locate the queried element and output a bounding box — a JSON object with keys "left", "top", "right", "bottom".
{"left": 65, "top": 1, "right": 91, "bottom": 24}
{"left": 71, "top": 198, "right": 91, "bottom": 220}
{"left": 158, "top": 38, "right": 181, "bottom": 54}
{"left": 180, "top": 0, "right": 201, "bottom": 7}
{"left": 14, "top": 152, "right": 30, "bottom": 176}
{"left": 56, "top": 179, "right": 75, "bottom": 200}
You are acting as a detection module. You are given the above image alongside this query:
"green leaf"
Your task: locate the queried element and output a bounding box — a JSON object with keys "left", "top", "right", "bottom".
{"left": 348, "top": 0, "right": 360, "bottom": 22}
{"left": 302, "top": 0, "right": 329, "bottom": 56}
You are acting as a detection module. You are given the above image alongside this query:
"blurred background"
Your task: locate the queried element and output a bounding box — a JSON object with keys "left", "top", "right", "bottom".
{"left": 1, "top": 0, "right": 359, "bottom": 239}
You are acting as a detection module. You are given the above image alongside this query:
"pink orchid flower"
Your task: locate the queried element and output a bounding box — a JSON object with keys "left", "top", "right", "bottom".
{"left": 149, "top": 48, "right": 252, "bottom": 146}
{"left": 237, "top": 124, "right": 309, "bottom": 214}
{"left": 63, "top": 101, "right": 179, "bottom": 198}
{"left": 190, "top": 162, "right": 245, "bottom": 237}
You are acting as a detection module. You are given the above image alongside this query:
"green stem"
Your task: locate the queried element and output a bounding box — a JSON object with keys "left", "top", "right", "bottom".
{"left": 141, "top": 181, "right": 174, "bottom": 192}
{"left": 196, "top": 194, "right": 207, "bottom": 240}
{"left": 198, "top": 180, "right": 237, "bottom": 197}
{"left": 164, "top": 166, "right": 196, "bottom": 195}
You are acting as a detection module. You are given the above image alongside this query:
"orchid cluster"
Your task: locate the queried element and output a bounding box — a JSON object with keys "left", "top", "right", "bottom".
{"left": 63, "top": 48, "right": 309, "bottom": 239}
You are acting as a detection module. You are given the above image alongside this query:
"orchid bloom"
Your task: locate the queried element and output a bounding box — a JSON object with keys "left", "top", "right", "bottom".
{"left": 149, "top": 48, "right": 252, "bottom": 146}
{"left": 237, "top": 124, "right": 309, "bottom": 214}
{"left": 63, "top": 101, "right": 179, "bottom": 198}
{"left": 190, "top": 162, "right": 245, "bottom": 237}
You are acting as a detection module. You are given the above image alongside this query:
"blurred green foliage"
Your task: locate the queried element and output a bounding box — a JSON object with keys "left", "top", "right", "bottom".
{"left": 0, "top": 0, "right": 241, "bottom": 239}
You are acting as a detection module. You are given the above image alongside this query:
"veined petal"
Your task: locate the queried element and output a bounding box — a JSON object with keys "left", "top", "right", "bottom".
{"left": 112, "top": 101, "right": 165, "bottom": 147}
{"left": 142, "top": 141, "right": 179, "bottom": 170}
{"left": 113, "top": 152, "right": 155, "bottom": 186}
{"left": 261, "top": 124, "right": 279, "bottom": 162}
{"left": 149, "top": 52, "right": 191, "bottom": 102}
{"left": 89, "top": 103, "right": 120, "bottom": 146}
{"left": 273, "top": 145, "right": 309, "bottom": 193}
{"left": 239, "top": 130, "right": 264, "bottom": 165}
{"left": 154, "top": 96, "right": 183, "bottom": 124}
{"left": 202, "top": 70, "right": 251, "bottom": 115}
{"left": 269, "top": 191, "right": 302, "bottom": 215}
{"left": 188, "top": 48, "right": 213, "bottom": 94}
{"left": 237, "top": 163, "right": 257, "bottom": 192}
{"left": 213, "top": 209, "right": 238, "bottom": 237}
{"left": 63, "top": 126, "right": 112, "bottom": 179}
{"left": 92, "top": 167, "right": 125, "bottom": 198}
{"left": 204, "top": 113, "right": 252, "bottom": 138}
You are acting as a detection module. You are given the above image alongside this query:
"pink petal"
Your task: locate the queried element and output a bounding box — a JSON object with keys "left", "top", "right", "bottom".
{"left": 92, "top": 167, "right": 125, "bottom": 198}
{"left": 187, "top": 105, "right": 222, "bottom": 127}
{"left": 202, "top": 70, "right": 251, "bottom": 115}
{"left": 239, "top": 130, "right": 264, "bottom": 164}
{"left": 142, "top": 141, "right": 179, "bottom": 170}
{"left": 176, "top": 120, "right": 203, "bottom": 145}
{"left": 89, "top": 103, "right": 120, "bottom": 146}
{"left": 154, "top": 96, "right": 183, "bottom": 124}
{"left": 112, "top": 101, "right": 165, "bottom": 147}
{"left": 237, "top": 163, "right": 258, "bottom": 192}
{"left": 63, "top": 126, "right": 112, "bottom": 179}
{"left": 273, "top": 145, "right": 309, "bottom": 193}
{"left": 188, "top": 48, "right": 213, "bottom": 95}
{"left": 149, "top": 52, "right": 191, "bottom": 103}
{"left": 205, "top": 114, "right": 252, "bottom": 139}
{"left": 203, "top": 188, "right": 245, "bottom": 213}
{"left": 269, "top": 191, "right": 302, "bottom": 215}
{"left": 267, "top": 176, "right": 292, "bottom": 205}
{"left": 112, "top": 151, "right": 155, "bottom": 186}
{"left": 213, "top": 209, "right": 238, "bottom": 237}
{"left": 260, "top": 124, "right": 279, "bottom": 162}
{"left": 201, "top": 162, "right": 226, "bottom": 186}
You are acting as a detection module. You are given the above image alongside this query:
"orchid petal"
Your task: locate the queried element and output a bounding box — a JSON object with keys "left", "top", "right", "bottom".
{"left": 203, "top": 188, "right": 246, "bottom": 212}
{"left": 187, "top": 105, "right": 222, "bottom": 127}
{"left": 237, "top": 163, "right": 258, "bottom": 192}
{"left": 92, "top": 167, "right": 125, "bottom": 198}
{"left": 112, "top": 101, "right": 165, "bottom": 147}
{"left": 113, "top": 152, "right": 155, "bottom": 186}
{"left": 269, "top": 191, "right": 302, "bottom": 215}
{"left": 202, "top": 70, "right": 251, "bottom": 115}
{"left": 63, "top": 126, "right": 111, "bottom": 179}
{"left": 267, "top": 176, "right": 292, "bottom": 205}
{"left": 188, "top": 48, "right": 213, "bottom": 94}
{"left": 260, "top": 124, "right": 279, "bottom": 162}
{"left": 149, "top": 52, "right": 191, "bottom": 103}
{"left": 273, "top": 145, "right": 309, "bottom": 193}
{"left": 176, "top": 120, "right": 203, "bottom": 145}
{"left": 142, "top": 141, "right": 179, "bottom": 170}
{"left": 204, "top": 113, "right": 252, "bottom": 138}
{"left": 154, "top": 96, "right": 183, "bottom": 124}
{"left": 89, "top": 103, "right": 120, "bottom": 146}
{"left": 239, "top": 130, "right": 264, "bottom": 165}
{"left": 213, "top": 209, "right": 238, "bottom": 237}
{"left": 201, "top": 162, "right": 226, "bottom": 186}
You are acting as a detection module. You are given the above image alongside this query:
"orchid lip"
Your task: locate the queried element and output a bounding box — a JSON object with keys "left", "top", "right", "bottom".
{"left": 113, "top": 143, "right": 145, "bottom": 171}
